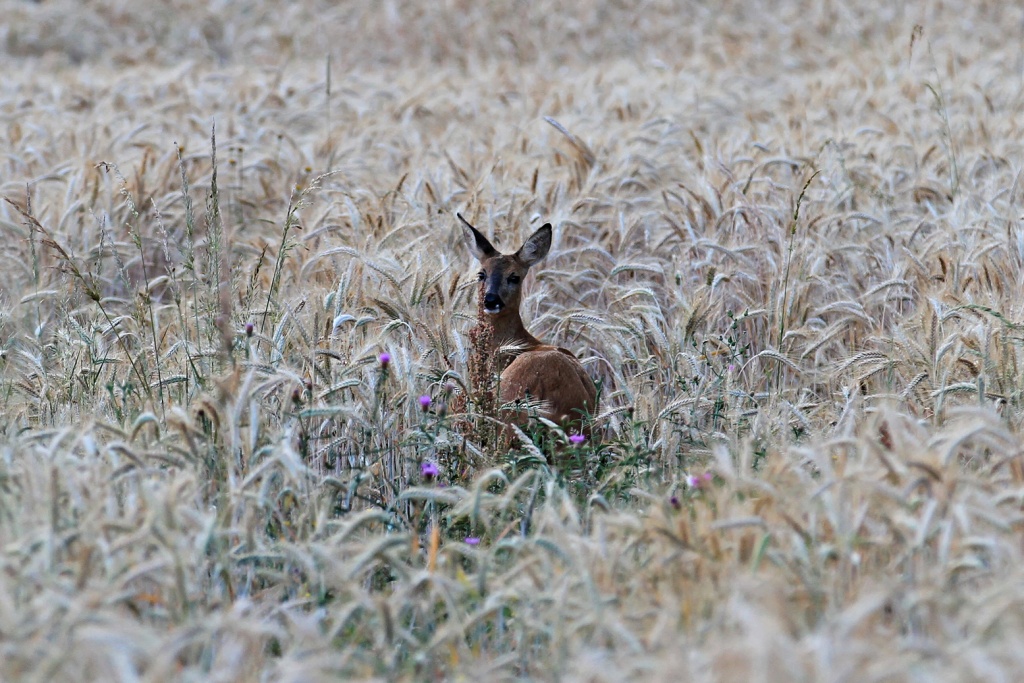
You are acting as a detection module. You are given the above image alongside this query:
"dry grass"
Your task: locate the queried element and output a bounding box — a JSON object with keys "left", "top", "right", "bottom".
{"left": 3, "top": 0, "right": 1024, "bottom": 680}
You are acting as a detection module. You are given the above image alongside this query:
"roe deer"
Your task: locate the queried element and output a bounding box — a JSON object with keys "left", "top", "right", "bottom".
{"left": 459, "top": 213, "right": 598, "bottom": 439}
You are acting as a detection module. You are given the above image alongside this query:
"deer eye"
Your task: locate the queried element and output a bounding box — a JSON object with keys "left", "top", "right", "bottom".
{"left": 477, "top": 271, "right": 486, "bottom": 281}
{"left": 507, "top": 274, "right": 521, "bottom": 284}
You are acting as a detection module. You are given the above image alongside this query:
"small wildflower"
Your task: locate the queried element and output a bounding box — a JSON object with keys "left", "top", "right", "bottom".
{"left": 685, "top": 472, "right": 713, "bottom": 489}
{"left": 291, "top": 387, "right": 302, "bottom": 405}
{"left": 569, "top": 433, "right": 586, "bottom": 446}
{"left": 245, "top": 322, "right": 254, "bottom": 337}
{"left": 670, "top": 495, "right": 681, "bottom": 510}
{"left": 378, "top": 352, "right": 391, "bottom": 367}
{"left": 419, "top": 395, "right": 432, "bottom": 412}
{"left": 464, "top": 537, "right": 480, "bottom": 546}
{"left": 421, "top": 461, "right": 438, "bottom": 479}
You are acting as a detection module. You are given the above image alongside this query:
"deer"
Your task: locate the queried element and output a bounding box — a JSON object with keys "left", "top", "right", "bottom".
{"left": 458, "top": 213, "right": 598, "bottom": 445}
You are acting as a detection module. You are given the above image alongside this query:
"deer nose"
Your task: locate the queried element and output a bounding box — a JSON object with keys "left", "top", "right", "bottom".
{"left": 483, "top": 293, "right": 503, "bottom": 311}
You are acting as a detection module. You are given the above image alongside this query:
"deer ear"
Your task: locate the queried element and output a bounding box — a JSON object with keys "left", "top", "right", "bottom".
{"left": 516, "top": 223, "right": 552, "bottom": 267}
{"left": 458, "top": 213, "right": 498, "bottom": 261}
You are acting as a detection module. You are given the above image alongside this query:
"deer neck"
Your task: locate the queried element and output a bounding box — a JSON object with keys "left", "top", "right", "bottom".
{"left": 479, "top": 308, "right": 542, "bottom": 360}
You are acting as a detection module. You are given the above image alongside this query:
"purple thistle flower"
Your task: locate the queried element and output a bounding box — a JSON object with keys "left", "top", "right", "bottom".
{"left": 419, "top": 395, "right": 432, "bottom": 411}
{"left": 245, "top": 322, "right": 254, "bottom": 337}
{"left": 670, "top": 495, "right": 681, "bottom": 510}
{"left": 421, "top": 461, "right": 439, "bottom": 479}
{"left": 568, "top": 433, "right": 586, "bottom": 445}
{"left": 464, "top": 537, "right": 480, "bottom": 546}
{"left": 685, "top": 472, "right": 713, "bottom": 489}
{"left": 378, "top": 352, "right": 391, "bottom": 367}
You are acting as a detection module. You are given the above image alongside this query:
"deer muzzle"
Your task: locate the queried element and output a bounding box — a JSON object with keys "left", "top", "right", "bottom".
{"left": 483, "top": 292, "right": 504, "bottom": 314}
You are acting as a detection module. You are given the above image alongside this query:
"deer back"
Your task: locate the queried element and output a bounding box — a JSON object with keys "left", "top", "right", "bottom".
{"left": 499, "top": 346, "right": 597, "bottom": 433}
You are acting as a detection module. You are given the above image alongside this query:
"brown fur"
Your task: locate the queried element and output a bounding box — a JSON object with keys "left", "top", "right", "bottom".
{"left": 500, "top": 347, "right": 598, "bottom": 431}
{"left": 459, "top": 214, "right": 598, "bottom": 436}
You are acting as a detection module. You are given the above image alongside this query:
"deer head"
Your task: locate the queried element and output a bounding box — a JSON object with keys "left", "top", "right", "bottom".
{"left": 458, "top": 213, "right": 552, "bottom": 318}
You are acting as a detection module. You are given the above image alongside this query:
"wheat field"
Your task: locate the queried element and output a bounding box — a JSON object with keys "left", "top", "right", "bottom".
{"left": 2, "top": 1, "right": 1024, "bottom": 680}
